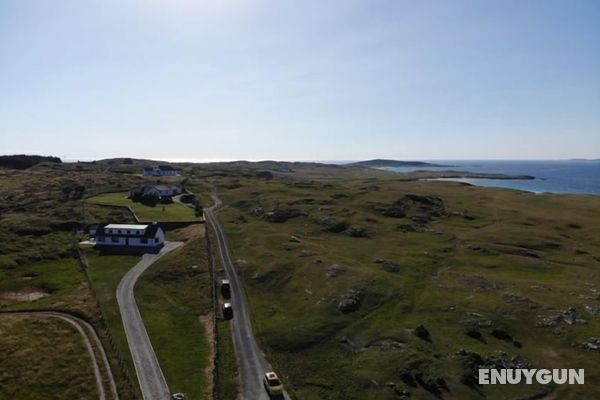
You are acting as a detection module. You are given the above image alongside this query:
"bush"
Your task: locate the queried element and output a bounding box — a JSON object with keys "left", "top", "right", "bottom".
{"left": 140, "top": 192, "right": 160, "bottom": 207}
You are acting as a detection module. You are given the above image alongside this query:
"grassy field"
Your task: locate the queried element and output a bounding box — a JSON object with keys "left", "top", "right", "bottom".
{"left": 136, "top": 233, "right": 213, "bottom": 400}
{"left": 0, "top": 314, "right": 99, "bottom": 399}
{"left": 87, "top": 191, "right": 199, "bottom": 221}
{"left": 202, "top": 166, "right": 600, "bottom": 400}
{"left": 84, "top": 249, "right": 143, "bottom": 395}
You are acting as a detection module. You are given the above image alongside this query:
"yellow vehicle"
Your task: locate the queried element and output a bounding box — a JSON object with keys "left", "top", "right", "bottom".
{"left": 263, "top": 371, "right": 284, "bottom": 396}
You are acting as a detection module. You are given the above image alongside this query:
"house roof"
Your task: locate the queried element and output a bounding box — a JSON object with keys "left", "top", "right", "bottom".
{"left": 97, "top": 223, "right": 162, "bottom": 239}
{"left": 158, "top": 165, "right": 176, "bottom": 171}
{"left": 150, "top": 184, "right": 180, "bottom": 191}
{"left": 105, "top": 224, "right": 148, "bottom": 230}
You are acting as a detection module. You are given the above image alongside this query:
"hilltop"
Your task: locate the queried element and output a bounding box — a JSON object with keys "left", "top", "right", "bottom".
{"left": 347, "top": 159, "right": 451, "bottom": 168}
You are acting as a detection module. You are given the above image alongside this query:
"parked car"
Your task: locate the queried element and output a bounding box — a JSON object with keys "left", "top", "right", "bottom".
{"left": 171, "top": 393, "right": 185, "bottom": 400}
{"left": 221, "top": 279, "right": 231, "bottom": 299}
{"left": 263, "top": 371, "right": 284, "bottom": 396}
{"left": 222, "top": 302, "right": 233, "bottom": 320}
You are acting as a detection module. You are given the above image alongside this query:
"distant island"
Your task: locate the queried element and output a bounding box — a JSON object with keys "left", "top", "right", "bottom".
{"left": 347, "top": 159, "right": 451, "bottom": 168}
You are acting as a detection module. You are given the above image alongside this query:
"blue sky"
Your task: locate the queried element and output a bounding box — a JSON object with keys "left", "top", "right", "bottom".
{"left": 1, "top": 0, "right": 599, "bottom": 161}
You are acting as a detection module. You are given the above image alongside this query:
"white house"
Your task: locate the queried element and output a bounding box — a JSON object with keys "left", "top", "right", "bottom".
{"left": 143, "top": 165, "right": 178, "bottom": 176}
{"left": 93, "top": 223, "right": 165, "bottom": 252}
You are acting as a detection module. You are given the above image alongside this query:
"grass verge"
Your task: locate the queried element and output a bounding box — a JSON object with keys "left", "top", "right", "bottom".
{"left": 136, "top": 233, "right": 213, "bottom": 400}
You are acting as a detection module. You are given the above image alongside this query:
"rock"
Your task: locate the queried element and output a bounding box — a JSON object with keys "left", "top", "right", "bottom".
{"left": 319, "top": 217, "right": 350, "bottom": 233}
{"left": 299, "top": 250, "right": 316, "bottom": 257}
{"left": 327, "top": 264, "right": 346, "bottom": 278}
{"left": 491, "top": 328, "right": 513, "bottom": 342}
{"left": 373, "top": 259, "right": 400, "bottom": 273}
{"left": 410, "top": 215, "right": 431, "bottom": 224}
{"left": 578, "top": 337, "right": 600, "bottom": 351}
{"left": 585, "top": 304, "right": 600, "bottom": 316}
{"left": 264, "top": 208, "right": 307, "bottom": 223}
{"left": 463, "top": 276, "right": 504, "bottom": 291}
{"left": 338, "top": 290, "right": 361, "bottom": 313}
{"left": 458, "top": 350, "right": 533, "bottom": 388}
{"left": 413, "top": 325, "right": 431, "bottom": 342}
{"left": 465, "top": 328, "right": 483, "bottom": 341}
{"left": 343, "top": 225, "right": 369, "bottom": 238}
{"left": 289, "top": 235, "right": 302, "bottom": 243}
{"left": 537, "top": 307, "right": 588, "bottom": 327}
{"left": 502, "top": 292, "right": 537, "bottom": 308}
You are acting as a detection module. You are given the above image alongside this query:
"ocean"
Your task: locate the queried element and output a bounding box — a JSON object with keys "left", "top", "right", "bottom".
{"left": 384, "top": 160, "right": 600, "bottom": 195}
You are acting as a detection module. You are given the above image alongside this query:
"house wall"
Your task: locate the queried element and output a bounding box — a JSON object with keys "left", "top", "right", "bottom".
{"left": 96, "top": 227, "right": 164, "bottom": 248}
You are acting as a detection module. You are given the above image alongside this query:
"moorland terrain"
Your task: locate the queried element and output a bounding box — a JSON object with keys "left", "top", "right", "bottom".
{"left": 0, "top": 156, "right": 598, "bottom": 400}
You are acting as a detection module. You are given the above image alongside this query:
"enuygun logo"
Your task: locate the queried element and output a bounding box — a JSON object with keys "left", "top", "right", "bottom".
{"left": 479, "top": 369, "right": 584, "bottom": 385}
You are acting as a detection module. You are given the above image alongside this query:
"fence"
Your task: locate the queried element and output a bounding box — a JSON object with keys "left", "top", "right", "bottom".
{"left": 75, "top": 246, "right": 142, "bottom": 400}
{"left": 206, "top": 230, "right": 220, "bottom": 400}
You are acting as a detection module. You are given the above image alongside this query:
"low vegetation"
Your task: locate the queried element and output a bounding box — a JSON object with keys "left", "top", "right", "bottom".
{"left": 0, "top": 314, "right": 98, "bottom": 399}
{"left": 136, "top": 232, "right": 213, "bottom": 400}
{"left": 196, "top": 163, "right": 600, "bottom": 400}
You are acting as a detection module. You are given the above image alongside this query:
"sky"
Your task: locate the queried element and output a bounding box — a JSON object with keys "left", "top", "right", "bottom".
{"left": 1, "top": 0, "right": 599, "bottom": 161}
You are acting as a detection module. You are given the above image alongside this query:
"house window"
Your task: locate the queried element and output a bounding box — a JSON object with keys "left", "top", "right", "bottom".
{"left": 141, "top": 238, "right": 148, "bottom": 244}
{"left": 97, "top": 236, "right": 105, "bottom": 242}
{"left": 112, "top": 237, "right": 119, "bottom": 243}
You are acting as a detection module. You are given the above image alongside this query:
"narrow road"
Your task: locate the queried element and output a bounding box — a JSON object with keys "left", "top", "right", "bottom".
{"left": 1, "top": 311, "right": 119, "bottom": 400}
{"left": 204, "top": 185, "right": 291, "bottom": 400}
{"left": 116, "top": 242, "right": 183, "bottom": 400}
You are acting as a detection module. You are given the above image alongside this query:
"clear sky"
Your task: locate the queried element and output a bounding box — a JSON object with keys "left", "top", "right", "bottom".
{"left": 1, "top": 0, "right": 599, "bottom": 161}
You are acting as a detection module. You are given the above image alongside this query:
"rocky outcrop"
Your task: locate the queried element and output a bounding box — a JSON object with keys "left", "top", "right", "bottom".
{"left": 373, "top": 258, "right": 400, "bottom": 273}
{"left": 326, "top": 264, "right": 346, "bottom": 278}
{"left": 338, "top": 289, "right": 361, "bottom": 313}
{"left": 537, "top": 308, "right": 587, "bottom": 327}
{"left": 263, "top": 208, "right": 307, "bottom": 223}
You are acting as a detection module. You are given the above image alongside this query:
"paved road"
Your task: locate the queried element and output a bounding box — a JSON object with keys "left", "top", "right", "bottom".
{"left": 2, "top": 311, "right": 119, "bottom": 400}
{"left": 116, "top": 242, "right": 183, "bottom": 400}
{"left": 205, "top": 185, "right": 291, "bottom": 400}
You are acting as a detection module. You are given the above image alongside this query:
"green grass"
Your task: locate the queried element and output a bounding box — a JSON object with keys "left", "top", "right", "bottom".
{"left": 0, "top": 314, "right": 99, "bottom": 399}
{"left": 87, "top": 192, "right": 198, "bottom": 221}
{"left": 216, "top": 323, "right": 238, "bottom": 400}
{"left": 136, "top": 236, "right": 213, "bottom": 400}
{"left": 208, "top": 171, "right": 600, "bottom": 400}
{"left": 84, "top": 249, "right": 142, "bottom": 394}
{"left": 205, "top": 222, "right": 239, "bottom": 400}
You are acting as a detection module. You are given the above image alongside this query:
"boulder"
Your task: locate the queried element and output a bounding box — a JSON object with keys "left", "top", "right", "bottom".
{"left": 413, "top": 325, "right": 432, "bottom": 342}
{"left": 338, "top": 289, "right": 361, "bottom": 313}
{"left": 327, "top": 264, "right": 346, "bottom": 278}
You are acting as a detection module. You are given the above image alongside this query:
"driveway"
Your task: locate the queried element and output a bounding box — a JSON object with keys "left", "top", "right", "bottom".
{"left": 116, "top": 241, "right": 183, "bottom": 400}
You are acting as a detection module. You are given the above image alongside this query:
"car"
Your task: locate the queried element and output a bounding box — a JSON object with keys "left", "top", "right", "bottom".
{"left": 222, "top": 302, "right": 233, "bottom": 320}
{"left": 263, "top": 371, "right": 284, "bottom": 396}
{"left": 221, "top": 279, "right": 231, "bottom": 299}
{"left": 171, "top": 393, "right": 185, "bottom": 400}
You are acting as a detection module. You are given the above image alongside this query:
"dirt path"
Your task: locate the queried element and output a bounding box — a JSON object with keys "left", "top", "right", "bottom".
{"left": 1, "top": 311, "right": 119, "bottom": 400}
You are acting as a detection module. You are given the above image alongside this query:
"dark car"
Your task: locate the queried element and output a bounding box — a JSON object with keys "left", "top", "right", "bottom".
{"left": 221, "top": 279, "right": 231, "bottom": 299}
{"left": 222, "top": 302, "right": 233, "bottom": 320}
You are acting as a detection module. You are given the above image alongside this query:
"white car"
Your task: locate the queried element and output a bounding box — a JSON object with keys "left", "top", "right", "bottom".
{"left": 263, "top": 371, "right": 284, "bottom": 396}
